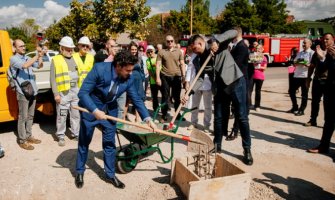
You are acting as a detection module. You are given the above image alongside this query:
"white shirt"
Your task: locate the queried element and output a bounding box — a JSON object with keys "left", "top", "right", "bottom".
{"left": 294, "top": 48, "right": 314, "bottom": 78}
{"left": 185, "top": 53, "right": 211, "bottom": 91}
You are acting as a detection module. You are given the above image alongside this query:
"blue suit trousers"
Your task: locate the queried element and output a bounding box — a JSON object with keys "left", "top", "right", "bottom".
{"left": 76, "top": 113, "right": 117, "bottom": 179}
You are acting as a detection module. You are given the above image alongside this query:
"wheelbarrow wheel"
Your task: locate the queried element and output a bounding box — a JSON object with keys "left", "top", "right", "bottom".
{"left": 116, "top": 145, "right": 138, "bottom": 174}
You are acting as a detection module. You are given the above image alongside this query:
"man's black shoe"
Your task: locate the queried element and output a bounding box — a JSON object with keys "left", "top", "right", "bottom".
{"left": 295, "top": 110, "right": 304, "bottom": 116}
{"left": 106, "top": 176, "right": 125, "bottom": 189}
{"left": 226, "top": 128, "right": 238, "bottom": 141}
{"left": 286, "top": 108, "right": 298, "bottom": 113}
{"left": 243, "top": 149, "right": 253, "bottom": 165}
{"left": 304, "top": 120, "right": 317, "bottom": 127}
{"left": 75, "top": 174, "right": 84, "bottom": 188}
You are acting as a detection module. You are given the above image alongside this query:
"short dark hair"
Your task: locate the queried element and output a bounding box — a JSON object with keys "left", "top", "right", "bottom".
{"left": 114, "top": 50, "right": 138, "bottom": 67}
{"left": 322, "top": 32, "right": 334, "bottom": 38}
{"left": 188, "top": 34, "right": 204, "bottom": 46}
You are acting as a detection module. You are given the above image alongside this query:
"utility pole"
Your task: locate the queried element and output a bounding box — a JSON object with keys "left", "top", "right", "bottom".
{"left": 190, "top": 0, "right": 193, "bottom": 35}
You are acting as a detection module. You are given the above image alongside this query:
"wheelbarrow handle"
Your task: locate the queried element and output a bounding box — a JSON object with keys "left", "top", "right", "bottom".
{"left": 72, "top": 106, "right": 207, "bottom": 145}
{"left": 169, "top": 54, "right": 213, "bottom": 128}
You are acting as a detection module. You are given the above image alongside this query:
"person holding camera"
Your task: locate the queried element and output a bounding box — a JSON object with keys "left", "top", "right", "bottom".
{"left": 10, "top": 39, "right": 44, "bottom": 150}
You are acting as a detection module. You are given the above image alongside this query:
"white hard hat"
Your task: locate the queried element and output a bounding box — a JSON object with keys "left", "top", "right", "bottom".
{"left": 59, "top": 36, "right": 75, "bottom": 48}
{"left": 146, "top": 45, "right": 155, "bottom": 51}
{"left": 78, "top": 36, "right": 90, "bottom": 45}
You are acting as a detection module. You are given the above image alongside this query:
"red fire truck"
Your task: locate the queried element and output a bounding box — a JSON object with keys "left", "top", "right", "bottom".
{"left": 243, "top": 34, "right": 306, "bottom": 64}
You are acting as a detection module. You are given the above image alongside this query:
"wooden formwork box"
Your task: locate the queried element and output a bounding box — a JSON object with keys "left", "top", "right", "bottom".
{"left": 170, "top": 154, "right": 251, "bottom": 200}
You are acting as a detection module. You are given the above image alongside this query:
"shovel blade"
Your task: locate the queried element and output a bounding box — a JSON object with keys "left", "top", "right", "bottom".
{"left": 187, "top": 128, "right": 214, "bottom": 153}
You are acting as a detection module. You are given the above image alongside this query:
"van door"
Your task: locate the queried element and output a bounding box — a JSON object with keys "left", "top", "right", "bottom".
{"left": 0, "top": 31, "right": 17, "bottom": 122}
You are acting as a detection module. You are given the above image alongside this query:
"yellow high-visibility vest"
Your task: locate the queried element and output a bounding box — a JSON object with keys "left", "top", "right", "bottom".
{"left": 53, "top": 53, "right": 94, "bottom": 92}
{"left": 53, "top": 55, "right": 71, "bottom": 92}
{"left": 72, "top": 52, "right": 94, "bottom": 88}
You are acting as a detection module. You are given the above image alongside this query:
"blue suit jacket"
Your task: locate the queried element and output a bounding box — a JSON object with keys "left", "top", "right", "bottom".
{"left": 78, "top": 62, "right": 150, "bottom": 122}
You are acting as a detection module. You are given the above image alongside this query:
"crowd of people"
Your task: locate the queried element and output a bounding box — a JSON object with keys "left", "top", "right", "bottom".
{"left": 5, "top": 29, "right": 335, "bottom": 189}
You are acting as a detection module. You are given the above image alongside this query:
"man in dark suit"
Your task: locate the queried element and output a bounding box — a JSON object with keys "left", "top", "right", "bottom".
{"left": 75, "top": 50, "right": 156, "bottom": 189}
{"left": 307, "top": 33, "right": 335, "bottom": 154}
{"left": 182, "top": 30, "right": 253, "bottom": 165}
{"left": 227, "top": 26, "right": 250, "bottom": 141}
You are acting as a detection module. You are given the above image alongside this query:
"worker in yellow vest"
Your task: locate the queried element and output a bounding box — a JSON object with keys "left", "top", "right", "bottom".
{"left": 50, "top": 36, "right": 94, "bottom": 146}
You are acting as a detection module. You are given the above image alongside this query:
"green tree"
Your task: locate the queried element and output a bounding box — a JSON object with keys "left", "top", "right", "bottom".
{"left": 283, "top": 21, "right": 306, "bottom": 34}
{"left": 143, "top": 14, "right": 168, "bottom": 46}
{"left": 20, "top": 19, "right": 40, "bottom": 38}
{"left": 252, "top": 0, "right": 288, "bottom": 34}
{"left": 216, "top": 0, "right": 261, "bottom": 33}
{"left": 7, "top": 19, "right": 40, "bottom": 52}
{"left": 163, "top": 0, "right": 218, "bottom": 35}
{"left": 46, "top": 0, "right": 150, "bottom": 49}
{"left": 181, "top": 0, "right": 218, "bottom": 34}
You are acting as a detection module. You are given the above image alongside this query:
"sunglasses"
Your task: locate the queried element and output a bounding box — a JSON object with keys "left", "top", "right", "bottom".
{"left": 147, "top": 51, "right": 153, "bottom": 54}
{"left": 80, "top": 44, "right": 89, "bottom": 48}
{"left": 166, "top": 40, "right": 174, "bottom": 43}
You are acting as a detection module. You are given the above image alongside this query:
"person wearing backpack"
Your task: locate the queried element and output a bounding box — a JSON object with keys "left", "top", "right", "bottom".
{"left": 10, "top": 39, "right": 44, "bottom": 150}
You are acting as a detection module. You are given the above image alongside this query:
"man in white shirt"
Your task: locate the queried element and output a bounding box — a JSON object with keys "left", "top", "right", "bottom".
{"left": 287, "top": 38, "right": 314, "bottom": 116}
{"left": 185, "top": 53, "right": 212, "bottom": 133}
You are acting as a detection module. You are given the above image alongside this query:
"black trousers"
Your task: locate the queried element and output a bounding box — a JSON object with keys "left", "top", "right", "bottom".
{"left": 150, "top": 84, "right": 161, "bottom": 112}
{"left": 250, "top": 79, "right": 264, "bottom": 108}
{"left": 289, "top": 77, "right": 309, "bottom": 111}
{"left": 160, "top": 74, "right": 182, "bottom": 117}
{"left": 319, "top": 82, "right": 335, "bottom": 150}
{"left": 309, "top": 78, "right": 327, "bottom": 122}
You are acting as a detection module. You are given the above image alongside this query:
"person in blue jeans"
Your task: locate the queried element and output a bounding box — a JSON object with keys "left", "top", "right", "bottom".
{"left": 182, "top": 31, "right": 253, "bottom": 165}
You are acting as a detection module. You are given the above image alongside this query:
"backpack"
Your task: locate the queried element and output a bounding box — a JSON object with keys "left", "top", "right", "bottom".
{"left": 7, "top": 67, "right": 17, "bottom": 91}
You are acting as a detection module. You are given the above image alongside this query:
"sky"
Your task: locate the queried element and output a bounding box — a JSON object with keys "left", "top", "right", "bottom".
{"left": 0, "top": 0, "right": 334, "bottom": 29}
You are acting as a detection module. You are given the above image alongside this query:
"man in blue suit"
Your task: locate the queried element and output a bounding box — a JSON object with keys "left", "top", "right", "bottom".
{"left": 75, "top": 50, "right": 156, "bottom": 189}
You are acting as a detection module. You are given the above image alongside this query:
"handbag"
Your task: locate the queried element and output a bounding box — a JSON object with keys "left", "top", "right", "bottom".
{"left": 12, "top": 67, "right": 35, "bottom": 99}
{"left": 20, "top": 80, "right": 34, "bottom": 99}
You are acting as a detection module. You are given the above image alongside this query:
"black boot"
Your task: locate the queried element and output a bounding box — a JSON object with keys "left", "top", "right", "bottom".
{"left": 226, "top": 128, "right": 238, "bottom": 141}
{"left": 75, "top": 174, "right": 84, "bottom": 188}
{"left": 243, "top": 148, "right": 253, "bottom": 165}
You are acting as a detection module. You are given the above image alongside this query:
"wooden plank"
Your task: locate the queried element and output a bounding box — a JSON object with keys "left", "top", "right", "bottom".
{"left": 188, "top": 173, "right": 251, "bottom": 200}
{"left": 215, "top": 155, "right": 244, "bottom": 177}
{"left": 171, "top": 158, "right": 199, "bottom": 197}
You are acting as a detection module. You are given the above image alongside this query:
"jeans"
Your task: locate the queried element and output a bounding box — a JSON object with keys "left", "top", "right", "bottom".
{"left": 289, "top": 77, "right": 308, "bottom": 111}
{"left": 160, "top": 74, "right": 182, "bottom": 117}
{"left": 309, "top": 78, "right": 326, "bottom": 122}
{"left": 17, "top": 92, "right": 36, "bottom": 144}
{"left": 250, "top": 79, "right": 264, "bottom": 108}
{"left": 214, "top": 78, "right": 251, "bottom": 150}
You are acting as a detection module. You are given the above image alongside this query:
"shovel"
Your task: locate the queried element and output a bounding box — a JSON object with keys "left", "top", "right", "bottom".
{"left": 72, "top": 105, "right": 208, "bottom": 145}
{"left": 187, "top": 128, "right": 214, "bottom": 154}
{"left": 169, "top": 54, "right": 212, "bottom": 129}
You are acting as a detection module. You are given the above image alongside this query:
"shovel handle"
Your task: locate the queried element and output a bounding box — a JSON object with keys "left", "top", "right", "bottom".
{"left": 170, "top": 54, "right": 213, "bottom": 128}
{"left": 72, "top": 106, "right": 206, "bottom": 145}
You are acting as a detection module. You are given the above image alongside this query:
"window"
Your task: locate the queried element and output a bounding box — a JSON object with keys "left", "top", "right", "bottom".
{"left": 308, "top": 28, "right": 315, "bottom": 36}
{"left": 317, "top": 28, "right": 324, "bottom": 36}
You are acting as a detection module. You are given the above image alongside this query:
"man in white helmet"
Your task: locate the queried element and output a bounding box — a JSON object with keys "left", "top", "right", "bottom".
{"left": 73, "top": 36, "right": 94, "bottom": 88}
{"left": 50, "top": 36, "right": 84, "bottom": 146}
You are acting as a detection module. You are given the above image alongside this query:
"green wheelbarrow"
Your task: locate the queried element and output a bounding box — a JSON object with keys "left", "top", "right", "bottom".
{"left": 115, "top": 104, "right": 195, "bottom": 174}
